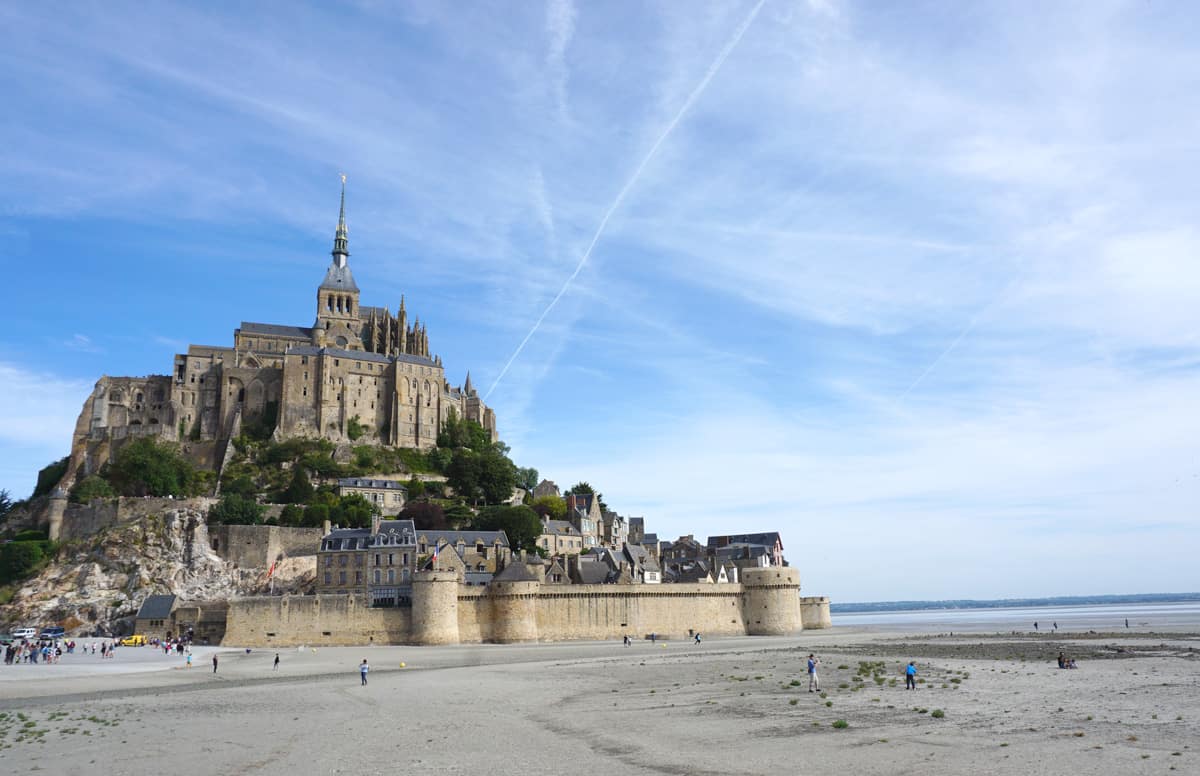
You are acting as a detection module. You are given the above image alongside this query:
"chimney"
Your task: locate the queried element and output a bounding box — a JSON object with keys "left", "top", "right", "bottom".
{"left": 371, "top": 513, "right": 382, "bottom": 536}
{"left": 323, "top": 520, "right": 332, "bottom": 535}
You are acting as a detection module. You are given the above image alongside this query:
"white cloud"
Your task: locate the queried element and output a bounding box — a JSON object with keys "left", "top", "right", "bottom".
{"left": 545, "top": 0, "right": 577, "bottom": 122}
{"left": 0, "top": 362, "right": 92, "bottom": 496}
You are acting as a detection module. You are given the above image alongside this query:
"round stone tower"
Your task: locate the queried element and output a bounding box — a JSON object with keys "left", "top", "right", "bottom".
{"left": 742, "top": 567, "right": 803, "bottom": 636}
{"left": 411, "top": 570, "right": 460, "bottom": 645}
{"left": 488, "top": 562, "right": 541, "bottom": 643}
{"left": 799, "top": 596, "right": 833, "bottom": 629}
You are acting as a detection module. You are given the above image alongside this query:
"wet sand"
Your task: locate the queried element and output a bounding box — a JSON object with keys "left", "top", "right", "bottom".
{"left": 2, "top": 628, "right": 1197, "bottom": 774}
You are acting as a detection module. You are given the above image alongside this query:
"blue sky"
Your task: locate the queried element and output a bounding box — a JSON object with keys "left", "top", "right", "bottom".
{"left": 2, "top": 0, "right": 1197, "bottom": 601}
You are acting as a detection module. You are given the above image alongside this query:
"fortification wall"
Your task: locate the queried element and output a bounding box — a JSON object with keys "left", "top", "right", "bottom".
{"left": 223, "top": 595, "right": 410, "bottom": 646}
{"left": 58, "top": 496, "right": 218, "bottom": 541}
{"left": 213, "top": 524, "right": 322, "bottom": 568}
{"left": 799, "top": 596, "right": 832, "bottom": 629}
{"left": 223, "top": 576, "right": 819, "bottom": 647}
{"left": 456, "top": 587, "right": 489, "bottom": 643}
{"left": 535, "top": 584, "right": 748, "bottom": 641}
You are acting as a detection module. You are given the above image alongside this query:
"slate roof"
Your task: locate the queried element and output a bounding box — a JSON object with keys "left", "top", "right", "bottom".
{"left": 287, "top": 345, "right": 437, "bottom": 367}
{"left": 574, "top": 561, "right": 613, "bottom": 585}
{"left": 319, "top": 262, "right": 359, "bottom": 292}
{"left": 338, "top": 478, "right": 408, "bottom": 491}
{"left": 239, "top": 322, "right": 314, "bottom": 340}
{"left": 136, "top": 594, "right": 177, "bottom": 620}
{"left": 492, "top": 561, "right": 539, "bottom": 582}
{"left": 542, "top": 519, "right": 581, "bottom": 536}
{"left": 420, "top": 530, "right": 510, "bottom": 548}
{"left": 706, "top": 532, "right": 783, "bottom": 550}
{"left": 643, "top": 533, "right": 658, "bottom": 544}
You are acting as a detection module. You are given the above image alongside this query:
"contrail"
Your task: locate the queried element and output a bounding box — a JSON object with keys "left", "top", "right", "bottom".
{"left": 900, "top": 267, "right": 1027, "bottom": 399}
{"left": 485, "top": 0, "right": 768, "bottom": 401}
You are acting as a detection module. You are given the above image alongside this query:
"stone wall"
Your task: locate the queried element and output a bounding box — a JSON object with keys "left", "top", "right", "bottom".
{"left": 223, "top": 595, "right": 411, "bottom": 646}
{"left": 222, "top": 572, "right": 817, "bottom": 647}
{"left": 799, "top": 596, "right": 832, "bottom": 629}
{"left": 212, "top": 524, "right": 323, "bottom": 568}
{"left": 56, "top": 496, "right": 219, "bottom": 541}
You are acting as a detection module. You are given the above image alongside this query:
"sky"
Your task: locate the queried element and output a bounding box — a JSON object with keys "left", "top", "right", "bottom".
{"left": 1, "top": 0, "right": 1197, "bottom": 602}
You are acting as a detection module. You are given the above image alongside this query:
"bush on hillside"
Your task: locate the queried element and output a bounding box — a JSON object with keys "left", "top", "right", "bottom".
{"left": 69, "top": 475, "right": 116, "bottom": 503}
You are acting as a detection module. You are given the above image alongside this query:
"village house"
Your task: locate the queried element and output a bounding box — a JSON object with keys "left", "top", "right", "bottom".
{"left": 538, "top": 517, "right": 584, "bottom": 555}
{"left": 337, "top": 477, "right": 408, "bottom": 512}
{"left": 565, "top": 492, "right": 603, "bottom": 549}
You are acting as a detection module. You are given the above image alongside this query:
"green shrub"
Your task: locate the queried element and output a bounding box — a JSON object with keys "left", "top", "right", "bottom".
{"left": 69, "top": 476, "right": 116, "bottom": 503}
{"left": 105, "top": 438, "right": 197, "bottom": 497}
{"left": 832, "top": 720, "right": 849, "bottom": 729}
{"left": 32, "top": 457, "right": 69, "bottom": 498}
{"left": 207, "top": 494, "right": 265, "bottom": 525}
{"left": 931, "top": 709, "right": 945, "bottom": 719}
{"left": 346, "top": 415, "right": 367, "bottom": 441}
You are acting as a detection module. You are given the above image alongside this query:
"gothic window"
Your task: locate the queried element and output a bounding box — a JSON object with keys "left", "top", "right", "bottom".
{"left": 136, "top": 392, "right": 144, "bottom": 403}
{"left": 327, "top": 295, "right": 334, "bottom": 312}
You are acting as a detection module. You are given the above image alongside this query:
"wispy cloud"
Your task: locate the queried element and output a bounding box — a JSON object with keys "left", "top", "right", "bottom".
{"left": 545, "top": 0, "right": 577, "bottom": 123}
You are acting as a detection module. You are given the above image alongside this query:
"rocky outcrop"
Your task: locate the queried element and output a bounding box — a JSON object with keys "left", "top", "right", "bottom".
{"left": 1, "top": 507, "right": 314, "bottom": 635}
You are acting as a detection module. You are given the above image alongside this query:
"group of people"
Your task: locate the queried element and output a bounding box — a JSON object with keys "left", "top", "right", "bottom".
{"left": 1057, "top": 652, "right": 1079, "bottom": 669}
{"left": 3, "top": 638, "right": 122, "bottom": 665}
{"left": 804, "top": 654, "right": 920, "bottom": 691}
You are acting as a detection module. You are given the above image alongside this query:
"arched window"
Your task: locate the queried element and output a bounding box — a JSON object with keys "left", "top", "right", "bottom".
{"left": 136, "top": 392, "right": 144, "bottom": 403}
{"left": 373, "top": 569, "right": 381, "bottom": 584}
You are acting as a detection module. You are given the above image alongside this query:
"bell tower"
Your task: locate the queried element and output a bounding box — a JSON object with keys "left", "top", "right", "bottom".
{"left": 314, "top": 176, "right": 363, "bottom": 350}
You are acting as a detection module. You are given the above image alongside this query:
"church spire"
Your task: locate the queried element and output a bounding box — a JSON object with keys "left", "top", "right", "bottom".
{"left": 332, "top": 174, "right": 349, "bottom": 268}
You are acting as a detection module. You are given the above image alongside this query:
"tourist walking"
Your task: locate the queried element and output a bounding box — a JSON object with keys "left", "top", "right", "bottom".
{"left": 807, "top": 654, "right": 820, "bottom": 692}
{"left": 694, "top": 632, "right": 702, "bottom": 645}
{"left": 186, "top": 652, "right": 192, "bottom": 668}
{"left": 623, "top": 635, "right": 631, "bottom": 647}
{"left": 274, "top": 653, "right": 280, "bottom": 671}
{"left": 360, "top": 659, "right": 369, "bottom": 686}
{"left": 212, "top": 654, "right": 219, "bottom": 674}
{"left": 905, "top": 661, "right": 918, "bottom": 690}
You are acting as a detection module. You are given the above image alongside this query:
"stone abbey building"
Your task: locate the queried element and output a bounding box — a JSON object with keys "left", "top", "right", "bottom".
{"left": 67, "top": 185, "right": 496, "bottom": 482}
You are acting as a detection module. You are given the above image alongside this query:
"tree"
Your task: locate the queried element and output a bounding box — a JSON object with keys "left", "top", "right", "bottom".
{"left": 516, "top": 466, "right": 539, "bottom": 492}
{"left": 346, "top": 415, "right": 367, "bottom": 441}
{"left": 399, "top": 501, "right": 447, "bottom": 530}
{"left": 331, "top": 493, "right": 378, "bottom": 529}
{"left": 279, "top": 467, "right": 314, "bottom": 504}
{"left": 106, "top": 438, "right": 197, "bottom": 497}
{"left": 32, "top": 457, "right": 69, "bottom": 498}
{"left": 531, "top": 495, "right": 566, "bottom": 520}
{"left": 69, "top": 475, "right": 116, "bottom": 503}
{"left": 565, "top": 481, "right": 607, "bottom": 511}
{"left": 207, "top": 494, "right": 264, "bottom": 525}
{"left": 474, "top": 505, "right": 542, "bottom": 553}
{"left": 442, "top": 502, "right": 476, "bottom": 528}
{"left": 405, "top": 477, "right": 426, "bottom": 499}
{"left": 0, "top": 541, "right": 45, "bottom": 585}
{"left": 0, "top": 488, "right": 13, "bottom": 518}
{"left": 278, "top": 504, "right": 305, "bottom": 526}
{"left": 476, "top": 448, "right": 517, "bottom": 504}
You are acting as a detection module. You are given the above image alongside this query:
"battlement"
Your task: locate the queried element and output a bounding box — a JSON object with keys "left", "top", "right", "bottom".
{"left": 222, "top": 573, "right": 829, "bottom": 646}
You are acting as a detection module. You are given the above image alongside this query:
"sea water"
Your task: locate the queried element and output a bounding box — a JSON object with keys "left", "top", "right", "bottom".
{"left": 833, "top": 601, "right": 1200, "bottom": 633}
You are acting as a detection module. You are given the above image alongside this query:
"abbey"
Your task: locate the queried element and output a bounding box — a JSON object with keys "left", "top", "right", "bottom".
{"left": 68, "top": 184, "right": 495, "bottom": 481}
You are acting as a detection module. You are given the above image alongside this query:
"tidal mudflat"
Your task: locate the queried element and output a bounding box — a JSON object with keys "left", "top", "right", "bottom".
{"left": 1, "top": 629, "right": 1196, "bottom": 775}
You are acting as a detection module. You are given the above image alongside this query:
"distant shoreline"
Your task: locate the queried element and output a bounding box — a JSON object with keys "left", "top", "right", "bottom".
{"left": 832, "top": 592, "right": 1200, "bottom": 614}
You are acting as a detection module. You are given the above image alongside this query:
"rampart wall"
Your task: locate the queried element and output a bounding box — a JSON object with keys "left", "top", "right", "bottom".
{"left": 56, "top": 496, "right": 218, "bottom": 541}
{"left": 212, "top": 524, "right": 323, "bottom": 568}
{"left": 222, "top": 568, "right": 832, "bottom": 647}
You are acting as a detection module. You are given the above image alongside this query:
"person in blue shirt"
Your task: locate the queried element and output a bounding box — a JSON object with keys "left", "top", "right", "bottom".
{"left": 807, "top": 653, "right": 820, "bottom": 692}
{"left": 905, "top": 661, "right": 917, "bottom": 690}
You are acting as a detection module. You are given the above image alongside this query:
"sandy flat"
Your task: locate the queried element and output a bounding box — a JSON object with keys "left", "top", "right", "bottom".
{"left": 1, "top": 629, "right": 1197, "bottom": 775}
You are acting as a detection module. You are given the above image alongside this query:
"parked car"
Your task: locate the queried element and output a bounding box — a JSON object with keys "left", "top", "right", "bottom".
{"left": 119, "top": 634, "right": 147, "bottom": 647}
{"left": 39, "top": 626, "right": 66, "bottom": 640}
{"left": 12, "top": 627, "right": 37, "bottom": 640}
